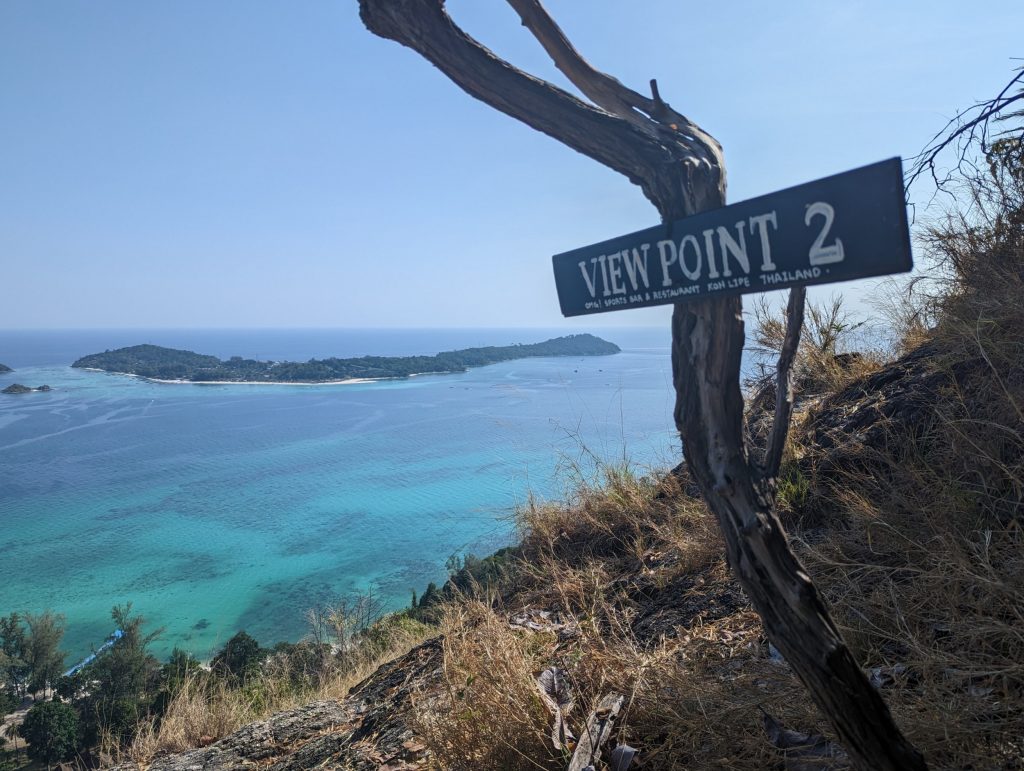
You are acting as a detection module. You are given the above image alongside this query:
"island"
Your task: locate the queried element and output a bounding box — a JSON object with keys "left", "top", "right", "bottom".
{"left": 0, "top": 363, "right": 11, "bottom": 373}
{"left": 2, "top": 383, "right": 50, "bottom": 394}
{"left": 70, "top": 334, "right": 621, "bottom": 383}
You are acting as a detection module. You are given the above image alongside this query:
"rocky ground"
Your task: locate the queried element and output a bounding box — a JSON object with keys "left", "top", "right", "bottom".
{"left": 113, "top": 640, "right": 443, "bottom": 771}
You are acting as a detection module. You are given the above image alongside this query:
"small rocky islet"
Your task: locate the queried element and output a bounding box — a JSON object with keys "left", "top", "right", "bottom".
{"left": 2, "top": 383, "right": 51, "bottom": 394}
{"left": 0, "top": 363, "right": 53, "bottom": 393}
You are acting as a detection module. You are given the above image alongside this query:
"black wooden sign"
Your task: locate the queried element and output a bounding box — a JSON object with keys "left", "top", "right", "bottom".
{"left": 552, "top": 158, "right": 911, "bottom": 316}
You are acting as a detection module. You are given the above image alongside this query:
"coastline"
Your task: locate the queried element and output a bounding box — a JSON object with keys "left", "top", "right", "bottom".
{"left": 80, "top": 368, "right": 382, "bottom": 386}
{"left": 69, "top": 335, "right": 620, "bottom": 389}
{"left": 148, "top": 376, "right": 381, "bottom": 386}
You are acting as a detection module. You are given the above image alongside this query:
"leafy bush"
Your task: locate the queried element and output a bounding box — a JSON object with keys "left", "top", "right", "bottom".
{"left": 210, "top": 631, "right": 265, "bottom": 685}
{"left": 18, "top": 700, "right": 80, "bottom": 766}
{"left": 0, "top": 689, "right": 18, "bottom": 721}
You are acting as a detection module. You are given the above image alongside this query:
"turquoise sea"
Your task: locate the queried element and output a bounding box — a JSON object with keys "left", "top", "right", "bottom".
{"left": 0, "top": 328, "right": 682, "bottom": 662}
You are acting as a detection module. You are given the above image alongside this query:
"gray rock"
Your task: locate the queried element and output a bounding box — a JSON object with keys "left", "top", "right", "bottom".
{"left": 110, "top": 638, "right": 443, "bottom": 770}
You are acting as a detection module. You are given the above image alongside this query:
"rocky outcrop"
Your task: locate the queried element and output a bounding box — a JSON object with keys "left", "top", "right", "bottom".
{"left": 2, "top": 383, "right": 51, "bottom": 394}
{"left": 112, "top": 638, "right": 443, "bottom": 771}
{"left": 805, "top": 343, "right": 950, "bottom": 466}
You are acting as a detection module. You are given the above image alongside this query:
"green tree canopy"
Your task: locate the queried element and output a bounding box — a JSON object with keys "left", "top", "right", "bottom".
{"left": 77, "top": 604, "right": 163, "bottom": 747}
{"left": 210, "top": 631, "right": 264, "bottom": 684}
{"left": 0, "top": 613, "right": 29, "bottom": 694}
{"left": 161, "top": 647, "right": 201, "bottom": 691}
{"left": 23, "top": 611, "right": 66, "bottom": 694}
{"left": 18, "top": 700, "right": 80, "bottom": 767}
{"left": 0, "top": 688, "right": 19, "bottom": 722}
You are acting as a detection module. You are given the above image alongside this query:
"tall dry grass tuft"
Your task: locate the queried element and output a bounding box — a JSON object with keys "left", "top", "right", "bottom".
{"left": 796, "top": 376, "right": 1024, "bottom": 765}
{"left": 508, "top": 465, "right": 724, "bottom": 652}
{"left": 416, "top": 601, "right": 564, "bottom": 770}
{"left": 516, "top": 465, "right": 720, "bottom": 584}
{"left": 750, "top": 293, "right": 886, "bottom": 397}
{"left": 126, "top": 672, "right": 296, "bottom": 759}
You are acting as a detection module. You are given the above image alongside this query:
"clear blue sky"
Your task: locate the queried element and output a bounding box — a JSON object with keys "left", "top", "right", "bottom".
{"left": 1, "top": 1, "right": 1020, "bottom": 329}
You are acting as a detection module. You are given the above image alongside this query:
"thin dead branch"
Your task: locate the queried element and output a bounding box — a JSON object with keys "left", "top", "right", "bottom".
{"left": 567, "top": 693, "right": 623, "bottom": 771}
{"left": 764, "top": 287, "right": 807, "bottom": 478}
{"left": 907, "top": 66, "right": 1024, "bottom": 198}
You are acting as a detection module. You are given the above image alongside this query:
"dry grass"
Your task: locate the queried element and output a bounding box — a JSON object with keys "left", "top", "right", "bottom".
{"left": 416, "top": 601, "right": 564, "bottom": 770}
{"left": 516, "top": 466, "right": 721, "bottom": 586}
{"left": 124, "top": 614, "right": 432, "bottom": 765}
{"left": 417, "top": 434, "right": 1023, "bottom": 767}
{"left": 797, "top": 431, "right": 1024, "bottom": 763}
{"left": 416, "top": 192, "right": 1024, "bottom": 768}
{"left": 416, "top": 467, "right": 821, "bottom": 769}
{"left": 789, "top": 143, "right": 1024, "bottom": 765}
{"left": 419, "top": 596, "right": 816, "bottom": 771}
{"left": 794, "top": 357, "right": 1024, "bottom": 766}
{"left": 126, "top": 673, "right": 304, "bottom": 759}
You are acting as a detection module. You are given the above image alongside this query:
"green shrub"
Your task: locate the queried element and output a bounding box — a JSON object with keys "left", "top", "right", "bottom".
{"left": 211, "top": 631, "right": 265, "bottom": 685}
{"left": 18, "top": 700, "right": 80, "bottom": 766}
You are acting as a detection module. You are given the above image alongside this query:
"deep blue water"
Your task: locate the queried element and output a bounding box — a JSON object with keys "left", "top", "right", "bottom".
{"left": 0, "top": 328, "right": 682, "bottom": 661}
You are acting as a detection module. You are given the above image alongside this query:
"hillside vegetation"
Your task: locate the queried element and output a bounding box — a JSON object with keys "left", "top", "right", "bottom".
{"left": 70, "top": 334, "right": 620, "bottom": 382}
{"left": 405, "top": 143, "right": 1023, "bottom": 769}
{"left": 100, "top": 142, "right": 1024, "bottom": 770}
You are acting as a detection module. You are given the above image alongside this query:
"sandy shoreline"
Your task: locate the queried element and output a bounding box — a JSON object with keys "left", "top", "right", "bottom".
{"left": 81, "top": 368, "right": 382, "bottom": 386}
{"left": 148, "top": 377, "right": 381, "bottom": 386}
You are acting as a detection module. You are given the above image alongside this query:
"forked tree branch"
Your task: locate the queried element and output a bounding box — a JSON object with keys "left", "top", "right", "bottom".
{"left": 505, "top": 0, "right": 657, "bottom": 128}
{"left": 763, "top": 286, "right": 806, "bottom": 478}
{"left": 504, "top": 0, "right": 720, "bottom": 152}
{"left": 358, "top": 0, "right": 724, "bottom": 216}
{"left": 506, "top": 0, "right": 723, "bottom": 186}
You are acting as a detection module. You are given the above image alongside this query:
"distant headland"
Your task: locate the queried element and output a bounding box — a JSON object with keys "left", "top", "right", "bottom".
{"left": 71, "top": 334, "right": 621, "bottom": 384}
{"left": 0, "top": 362, "right": 12, "bottom": 373}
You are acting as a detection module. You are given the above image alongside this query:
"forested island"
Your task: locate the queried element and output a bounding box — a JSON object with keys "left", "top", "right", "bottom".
{"left": 71, "top": 334, "right": 620, "bottom": 383}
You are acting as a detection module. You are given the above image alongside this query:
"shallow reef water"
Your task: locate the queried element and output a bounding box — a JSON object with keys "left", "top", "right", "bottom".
{"left": 0, "top": 327, "right": 680, "bottom": 660}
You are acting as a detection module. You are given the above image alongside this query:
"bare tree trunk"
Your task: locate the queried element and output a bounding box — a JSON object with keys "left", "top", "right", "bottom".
{"left": 670, "top": 290, "right": 926, "bottom": 769}
{"left": 358, "top": 1, "right": 927, "bottom": 768}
